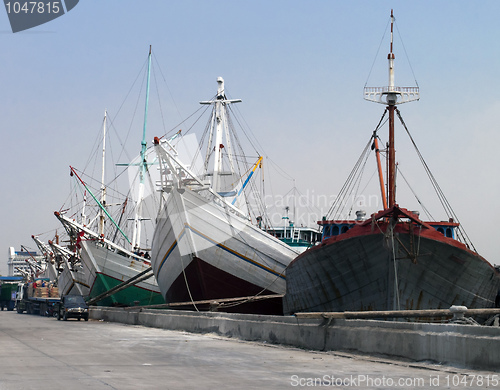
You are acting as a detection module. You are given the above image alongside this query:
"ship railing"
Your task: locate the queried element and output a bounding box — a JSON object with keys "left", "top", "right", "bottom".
{"left": 295, "top": 306, "right": 500, "bottom": 323}
{"left": 364, "top": 86, "right": 419, "bottom": 94}
{"left": 364, "top": 86, "right": 420, "bottom": 104}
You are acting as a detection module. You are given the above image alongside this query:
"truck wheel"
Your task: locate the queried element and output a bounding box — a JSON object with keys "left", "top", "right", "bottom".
{"left": 63, "top": 312, "right": 67, "bottom": 321}
{"left": 84, "top": 317, "right": 89, "bottom": 322}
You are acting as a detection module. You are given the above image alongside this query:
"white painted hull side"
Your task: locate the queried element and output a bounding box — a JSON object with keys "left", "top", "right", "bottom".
{"left": 151, "top": 187, "right": 299, "bottom": 302}
{"left": 80, "top": 241, "right": 160, "bottom": 294}
{"left": 57, "top": 266, "right": 91, "bottom": 297}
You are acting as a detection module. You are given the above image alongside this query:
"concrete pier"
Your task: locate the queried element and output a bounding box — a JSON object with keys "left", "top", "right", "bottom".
{"left": 1, "top": 310, "right": 499, "bottom": 389}
{"left": 90, "top": 307, "right": 500, "bottom": 371}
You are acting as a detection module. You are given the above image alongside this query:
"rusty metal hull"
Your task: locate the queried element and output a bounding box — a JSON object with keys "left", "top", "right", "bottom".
{"left": 283, "top": 231, "right": 500, "bottom": 315}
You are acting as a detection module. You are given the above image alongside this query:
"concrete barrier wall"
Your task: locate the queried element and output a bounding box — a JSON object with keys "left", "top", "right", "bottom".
{"left": 90, "top": 307, "right": 500, "bottom": 371}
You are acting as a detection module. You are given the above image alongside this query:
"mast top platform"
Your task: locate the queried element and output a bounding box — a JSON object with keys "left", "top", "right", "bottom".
{"left": 364, "top": 10, "right": 419, "bottom": 106}
{"left": 364, "top": 86, "right": 419, "bottom": 105}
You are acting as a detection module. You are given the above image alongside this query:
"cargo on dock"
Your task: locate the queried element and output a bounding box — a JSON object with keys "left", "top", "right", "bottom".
{"left": 16, "top": 280, "right": 60, "bottom": 316}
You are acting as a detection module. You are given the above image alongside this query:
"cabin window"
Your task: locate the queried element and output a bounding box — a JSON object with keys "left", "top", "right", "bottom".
{"left": 332, "top": 225, "right": 339, "bottom": 236}
{"left": 341, "top": 226, "right": 349, "bottom": 234}
{"left": 445, "top": 228, "right": 452, "bottom": 238}
{"left": 437, "top": 227, "right": 444, "bottom": 235}
{"left": 322, "top": 226, "right": 332, "bottom": 240}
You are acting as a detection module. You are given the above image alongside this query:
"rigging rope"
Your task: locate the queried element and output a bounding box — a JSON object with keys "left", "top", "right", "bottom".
{"left": 364, "top": 18, "right": 391, "bottom": 88}
{"left": 325, "top": 108, "right": 390, "bottom": 221}
{"left": 151, "top": 66, "right": 167, "bottom": 135}
{"left": 152, "top": 52, "right": 184, "bottom": 122}
{"left": 395, "top": 108, "right": 476, "bottom": 252}
{"left": 397, "top": 168, "right": 435, "bottom": 221}
{"left": 226, "top": 89, "right": 262, "bottom": 156}
{"left": 390, "top": 224, "right": 401, "bottom": 310}
{"left": 118, "top": 70, "right": 147, "bottom": 165}
{"left": 325, "top": 136, "right": 373, "bottom": 220}
{"left": 347, "top": 142, "right": 372, "bottom": 219}
{"left": 394, "top": 22, "right": 420, "bottom": 87}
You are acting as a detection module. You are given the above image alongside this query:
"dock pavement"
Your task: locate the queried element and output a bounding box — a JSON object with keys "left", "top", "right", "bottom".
{"left": 0, "top": 310, "right": 498, "bottom": 389}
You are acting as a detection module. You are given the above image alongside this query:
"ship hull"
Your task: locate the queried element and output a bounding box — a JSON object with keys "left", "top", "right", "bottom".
{"left": 151, "top": 187, "right": 298, "bottom": 314}
{"left": 283, "top": 229, "right": 500, "bottom": 315}
{"left": 80, "top": 241, "right": 164, "bottom": 307}
{"left": 40, "top": 262, "right": 90, "bottom": 297}
{"left": 57, "top": 266, "right": 91, "bottom": 297}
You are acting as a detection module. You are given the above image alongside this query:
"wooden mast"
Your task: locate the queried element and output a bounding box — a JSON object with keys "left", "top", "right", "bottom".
{"left": 374, "top": 135, "right": 388, "bottom": 209}
{"left": 363, "top": 10, "right": 419, "bottom": 209}
{"left": 387, "top": 9, "right": 397, "bottom": 207}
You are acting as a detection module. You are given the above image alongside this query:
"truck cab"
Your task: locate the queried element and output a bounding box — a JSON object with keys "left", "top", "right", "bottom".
{"left": 16, "top": 283, "right": 28, "bottom": 313}
{"left": 0, "top": 277, "right": 21, "bottom": 311}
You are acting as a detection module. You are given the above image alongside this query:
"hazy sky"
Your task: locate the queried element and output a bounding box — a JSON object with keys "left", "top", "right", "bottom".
{"left": 2, "top": 1, "right": 500, "bottom": 275}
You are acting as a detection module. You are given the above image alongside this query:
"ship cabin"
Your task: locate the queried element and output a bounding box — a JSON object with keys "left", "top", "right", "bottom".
{"left": 428, "top": 221, "right": 458, "bottom": 240}
{"left": 318, "top": 210, "right": 460, "bottom": 242}
{"left": 319, "top": 220, "right": 357, "bottom": 241}
{"left": 266, "top": 223, "right": 322, "bottom": 254}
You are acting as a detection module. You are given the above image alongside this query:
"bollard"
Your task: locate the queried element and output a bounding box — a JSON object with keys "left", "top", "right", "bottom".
{"left": 449, "top": 305, "right": 468, "bottom": 321}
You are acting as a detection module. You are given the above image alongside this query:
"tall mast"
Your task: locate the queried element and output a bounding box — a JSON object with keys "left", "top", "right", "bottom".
{"left": 99, "top": 110, "right": 107, "bottom": 237}
{"left": 70, "top": 166, "right": 131, "bottom": 244}
{"left": 200, "top": 77, "right": 241, "bottom": 193}
{"left": 213, "top": 78, "right": 225, "bottom": 193}
{"left": 363, "top": 10, "right": 419, "bottom": 208}
{"left": 131, "top": 46, "right": 152, "bottom": 251}
{"left": 387, "top": 10, "right": 396, "bottom": 207}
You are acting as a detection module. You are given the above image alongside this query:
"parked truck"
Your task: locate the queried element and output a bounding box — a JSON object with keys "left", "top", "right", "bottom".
{"left": 16, "top": 280, "right": 60, "bottom": 317}
{"left": 0, "top": 277, "right": 22, "bottom": 311}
